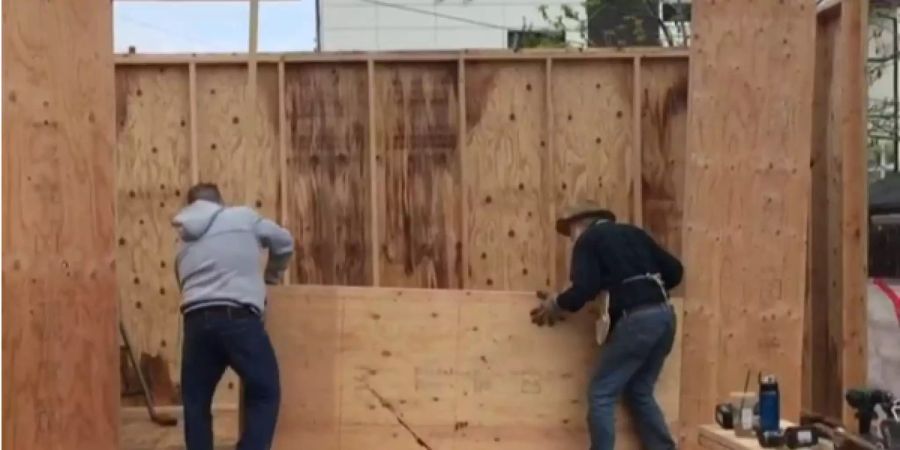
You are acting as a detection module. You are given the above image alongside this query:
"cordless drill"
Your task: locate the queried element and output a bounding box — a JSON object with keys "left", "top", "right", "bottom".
{"left": 845, "top": 388, "right": 894, "bottom": 435}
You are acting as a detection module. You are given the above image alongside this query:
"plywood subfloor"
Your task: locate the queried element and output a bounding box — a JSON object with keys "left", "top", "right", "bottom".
{"left": 266, "top": 286, "right": 683, "bottom": 450}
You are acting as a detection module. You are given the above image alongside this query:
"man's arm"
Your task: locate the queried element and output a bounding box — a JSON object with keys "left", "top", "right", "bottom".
{"left": 255, "top": 217, "right": 295, "bottom": 285}
{"left": 643, "top": 232, "right": 683, "bottom": 290}
{"left": 554, "top": 237, "right": 609, "bottom": 312}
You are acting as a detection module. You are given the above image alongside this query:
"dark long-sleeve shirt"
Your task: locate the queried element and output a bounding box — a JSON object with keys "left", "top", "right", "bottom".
{"left": 555, "top": 221, "right": 683, "bottom": 321}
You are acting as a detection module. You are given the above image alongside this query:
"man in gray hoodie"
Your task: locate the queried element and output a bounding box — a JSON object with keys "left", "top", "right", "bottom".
{"left": 172, "top": 183, "right": 294, "bottom": 450}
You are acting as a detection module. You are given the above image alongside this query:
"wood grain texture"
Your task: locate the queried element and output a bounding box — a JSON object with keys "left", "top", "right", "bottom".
{"left": 550, "top": 60, "right": 633, "bottom": 289}
{"left": 266, "top": 286, "right": 683, "bottom": 450}
{"left": 373, "top": 62, "right": 463, "bottom": 289}
{"left": 809, "top": 11, "right": 840, "bottom": 419}
{"left": 284, "top": 63, "right": 372, "bottom": 285}
{"left": 116, "top": 66, "right": 191, "bottom": 404}
{"left": 807, "top": 0, "right": 869, "bottom": 426}
{"left": 196, "top": 63, "right": 280, "bottom": 219}
{"left": 640, "top": 59, "right": 688, "bottom": 261}
{"left": 680, "top": 0, "right": 814, "bottom": 447}
{"left": 2, "top": 0, "right": 119, "bottom": 447}
{"left": 464, "top": 62, "right": 552, "bottom": 291}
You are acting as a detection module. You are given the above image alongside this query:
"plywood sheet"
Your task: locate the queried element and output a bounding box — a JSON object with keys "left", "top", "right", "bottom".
{"left": 464, "top": 62, "right": 552, "bottom": 291}
{"left": 373, "top": 62, "right": 463, "bottom": 289}
{"left": 266, "top": 286, "right": 683, "bottom": 450}
{"left": 116, "top": 66, "right": 191, "bottom": 404}
{"left": 284, "top": 63, "right": 372, "bottom": 285}
{"left": 680, "top": 0, "right": 814, "bottom": 447}
{"left": 196, "top": 63, "right": 280, "bottom": 219}
{"left": 809, "top": 12, "right": 841, "bottom": 417}
{"left": 806, "top": 0, "right": 869, "bottom": 425}
{"left": 640, "top": 59, "right": 688, "bottom": 261}
{"left": 551, "top": 60, "right": 633, "bottom": 288}
{"left": 2, "top": 0, "right": 119, "bottom": 447}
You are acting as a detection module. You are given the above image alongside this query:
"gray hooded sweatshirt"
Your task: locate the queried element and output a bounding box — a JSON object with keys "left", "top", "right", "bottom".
{"left": 172, "top": 200, "right": 294, "bottom": 315}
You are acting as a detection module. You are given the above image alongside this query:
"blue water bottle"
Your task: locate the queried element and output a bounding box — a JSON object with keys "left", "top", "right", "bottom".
{"left": 758, "top": 374, "right": 780, "bottom": 432}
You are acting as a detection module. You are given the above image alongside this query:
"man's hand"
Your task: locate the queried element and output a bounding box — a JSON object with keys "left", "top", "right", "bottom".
{"left": 530, "top": 290, "right": 565, "bottom": 327}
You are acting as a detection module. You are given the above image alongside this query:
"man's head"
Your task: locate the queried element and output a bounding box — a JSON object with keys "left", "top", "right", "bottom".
{"left": 186, "top": 182, "right": 223, "bottom": 205}
{"left": 556, "top": 204, "right": 616, "bottom": 242}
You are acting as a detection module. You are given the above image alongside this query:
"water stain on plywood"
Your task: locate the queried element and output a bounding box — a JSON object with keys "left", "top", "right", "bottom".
{"left": 285, "top": 63, "right": 372, "bottom": 285}
{"left": 641, "top": 59, "right": 688, "bottom": 262}
{"left": 374, "top": 62, "right": 462, "bottom": 289}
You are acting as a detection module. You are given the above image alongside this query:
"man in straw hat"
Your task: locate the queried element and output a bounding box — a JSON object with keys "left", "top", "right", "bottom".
{"left": 530, "top": 203, "right": 683, "bottom": 450}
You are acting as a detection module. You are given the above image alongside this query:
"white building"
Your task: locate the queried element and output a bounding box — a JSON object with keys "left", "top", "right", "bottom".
{"left": 318, "top": 0, "right": 690, "bottom": 52}
{"left": 317, "top": 0, "right": 586, "bottom": 51}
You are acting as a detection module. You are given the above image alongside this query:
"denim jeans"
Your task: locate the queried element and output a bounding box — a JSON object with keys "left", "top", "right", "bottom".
{"left": 587, "top": 303, "right": 676, "bottom": 450}
{"left": 181, "top": 308, "right": 281, "bottom": 450}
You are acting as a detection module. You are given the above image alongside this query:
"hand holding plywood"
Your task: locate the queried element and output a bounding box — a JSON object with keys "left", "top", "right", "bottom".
{"left": 265, "top": 286, "right": 683, "bottom": 449}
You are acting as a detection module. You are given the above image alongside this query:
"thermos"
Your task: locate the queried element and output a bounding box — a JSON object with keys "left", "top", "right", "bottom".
{"left": 758, "top": 374, "right": 780, "bottom": 432}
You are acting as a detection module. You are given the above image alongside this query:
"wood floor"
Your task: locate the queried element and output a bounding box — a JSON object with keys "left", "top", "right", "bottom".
{"left": 121, "top": 405, "right": 238, "bottom": 450}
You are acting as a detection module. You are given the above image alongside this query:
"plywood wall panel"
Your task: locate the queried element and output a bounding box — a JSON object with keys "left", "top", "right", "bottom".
{"left": 809, "top": 13, "right": 841, "bottom": 417}
{"left": 551, "top": 60, "right": 633, "bottom": 288}
{"left": 266, "top": 286, "right": 684, "bottom": 450}
{"left": 196, "top": 64, "right": 280, "bottom": 219}
{"left": 464, "top": 62, "right": 552, "bottom": 291}
{"left": 373, "top": 62, "right": 463, "bottom": 289}
{"left": 640, "top": 59, "right": 688, "bottom": 261}
{"left": 285, "top": 63, "right": 372, "bottom": 285}
{"left": 3, "top": 0, "right": 119, "bottom": 447}
{"left": 679, "top": 1, "right": 814, "bottom": 446}
{"left": 806, "top": 0, "right": 869, "bottom": 426}
{"left": 116, "top": 66, "right": 191, "bottom": 401}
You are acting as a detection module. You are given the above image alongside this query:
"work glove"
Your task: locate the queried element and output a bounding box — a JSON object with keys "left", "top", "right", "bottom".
{"left": 530, "top": 290, "right": 565, "bottom": 327}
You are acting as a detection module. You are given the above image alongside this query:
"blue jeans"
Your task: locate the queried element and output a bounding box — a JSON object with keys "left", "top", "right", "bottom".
{"left": 587, "top": 304, "right": 676, "bottom": 450}
{"left": 181, "top": 308, "right": 280, "bottom": 450}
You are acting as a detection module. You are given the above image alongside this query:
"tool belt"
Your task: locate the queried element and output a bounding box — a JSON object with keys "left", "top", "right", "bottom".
{"left": 595, "top": 273, "right": 668, "bottom": 345}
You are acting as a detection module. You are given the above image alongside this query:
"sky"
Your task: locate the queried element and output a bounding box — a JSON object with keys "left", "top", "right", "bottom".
{"left": 114, "top": 1, "right": 318, "bottom": 53}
